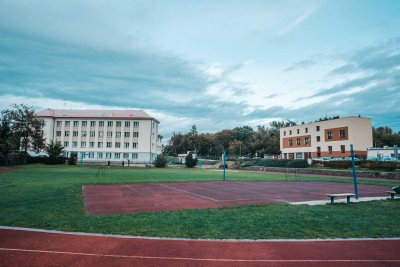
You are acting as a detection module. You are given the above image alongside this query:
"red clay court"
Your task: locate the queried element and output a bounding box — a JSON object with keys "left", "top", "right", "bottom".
{"left": 83, "top": 181, "right": 388, "bottom": 215}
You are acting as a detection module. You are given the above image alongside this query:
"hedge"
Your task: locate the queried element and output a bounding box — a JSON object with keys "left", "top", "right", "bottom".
{"left": 240, "top": 159, "right": 309, "bottom": 168}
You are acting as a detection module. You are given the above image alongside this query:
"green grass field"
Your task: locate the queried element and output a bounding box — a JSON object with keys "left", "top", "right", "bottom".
{"left": 0, "top": 165, "right": 399, "bottom": 239}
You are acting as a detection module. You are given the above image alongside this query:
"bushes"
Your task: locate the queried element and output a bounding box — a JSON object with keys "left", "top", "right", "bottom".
{"left": 67, "top": 155, "right": 77, "bottom": 165}
{"left": 322, "top": 161, "right": 354, "bottom": 169}
{"left": 361, "top": 161, "right": 400, "bottom": 171}
{"left": 185, "top": 152, "right": 198, "bottom": 168}
{"left": 240, "top": 159, "right": 309, "bottom": 168}
{"left": 154, "top": 154, "right": 167, "bottom": 168}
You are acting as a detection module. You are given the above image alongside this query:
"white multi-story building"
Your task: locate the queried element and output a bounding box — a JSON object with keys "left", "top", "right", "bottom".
{"left": 36, "top": 109, "right": 162, "bottom": 163}
{"left": 280, "top": 116, "right": 373, "bottom": 160}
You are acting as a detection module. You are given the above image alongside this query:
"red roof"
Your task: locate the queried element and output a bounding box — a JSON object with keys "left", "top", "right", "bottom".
{"left": 36, "top": 109, "right": 158, "bottom": 122}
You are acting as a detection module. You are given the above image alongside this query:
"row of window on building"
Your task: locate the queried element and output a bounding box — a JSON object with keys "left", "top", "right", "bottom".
{"left": 283, "top": 145, "right": 347, "bottom": 159}
{"left": 64, "top": 152, "right": 139, "bottom": 159}
{"left": 56, "top": 131, "right": 139, "bottom": 138}
{"left": 56, "top": 120, "right": 140, "bottom": 128}
{"left": 283, "top": 125, "right": 332, "bottom": 136}
{"left": 61, "top": 141, "right": 138, "bottom": 149}
{"left": 287, "top": 130, "right": 347, "bottom": 146}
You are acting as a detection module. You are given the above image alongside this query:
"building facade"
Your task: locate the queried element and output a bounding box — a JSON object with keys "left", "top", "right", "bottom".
{"left": 280, "top": 117, "right": 372, "bottom": 160}
{"left": 367, "top": 146, "right": 399, "bottom": 160}
{"left": 36, "top": 109, "right": 162, "bottom": 163}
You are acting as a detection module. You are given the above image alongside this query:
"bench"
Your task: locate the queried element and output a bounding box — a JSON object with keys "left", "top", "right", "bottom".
{"left": 386, "top": 191, "right": 399, "bottom": 200}
{"left": 326, "top": 193, "right": 356, "bottom": 204}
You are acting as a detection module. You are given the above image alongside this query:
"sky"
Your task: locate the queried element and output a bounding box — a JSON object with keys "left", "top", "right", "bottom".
{"left": 0, "top": 0, "right": 399, "bottom": 141}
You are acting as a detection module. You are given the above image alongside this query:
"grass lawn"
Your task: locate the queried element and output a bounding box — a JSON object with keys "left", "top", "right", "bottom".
{"left": 0, "top": 165, "right": 399, "bottom": 239}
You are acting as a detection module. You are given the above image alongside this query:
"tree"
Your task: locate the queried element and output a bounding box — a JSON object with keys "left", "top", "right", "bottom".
{"left": 2, "top": 104, "right": 45, "bottom": 153}
{"left": 0, "top": 116, "right": 15, "bottom": 157}
{"left": 185, "top": 152, "right": 198, "bottom": 168}
{"left": 154, "top": 154, "right": 167, "bottom": 168}
{"left": 46, "top": 141, "right": 64, "bottom": 158}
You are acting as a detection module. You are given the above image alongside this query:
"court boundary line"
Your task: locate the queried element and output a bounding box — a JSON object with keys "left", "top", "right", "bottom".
{"left": 1, "top": 248, "right": 399, "bottom": 263}
{"left": 2, "top": 226, "right": 400, "bottom": 242}
{"left": 159, "top": 184, "right": 219, "bottom": 202}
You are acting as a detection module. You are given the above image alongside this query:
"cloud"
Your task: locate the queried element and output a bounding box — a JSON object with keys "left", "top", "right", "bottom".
{"left": 278, "top": 2, "right": 322, "bottom": 35}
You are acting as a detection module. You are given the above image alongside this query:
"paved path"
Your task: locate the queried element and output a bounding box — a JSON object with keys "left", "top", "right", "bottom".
{"left": 1, "top": 228, "right": 399, "bottom": 266}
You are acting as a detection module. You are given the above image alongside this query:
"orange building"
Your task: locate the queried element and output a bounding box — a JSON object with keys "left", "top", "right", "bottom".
{"left": 280, "top": 117, "right": 372, "bottom": 160}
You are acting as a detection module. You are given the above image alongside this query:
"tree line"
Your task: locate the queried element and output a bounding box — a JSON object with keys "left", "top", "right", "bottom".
{"left": 164, "top": 123, "right": 400, "bottom": 159}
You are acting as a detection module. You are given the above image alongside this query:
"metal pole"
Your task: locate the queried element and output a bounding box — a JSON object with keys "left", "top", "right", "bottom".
{"left": 223, "top": 150, "right": 226, "bottom": 181}
{"left": 350, "top": 144, "right": 359, "bottom": 199}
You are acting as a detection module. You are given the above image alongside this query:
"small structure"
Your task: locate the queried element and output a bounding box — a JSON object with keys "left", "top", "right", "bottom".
{"left": 177, "top": 151, "right": 197, "bottom": 164}
{"left": 367, "top": 146, "right": 399, "bottom": 160}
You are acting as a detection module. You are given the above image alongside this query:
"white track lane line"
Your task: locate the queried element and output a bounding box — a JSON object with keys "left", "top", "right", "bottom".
{"left": 1, "top": 248, "right": 399, "bottom": 263}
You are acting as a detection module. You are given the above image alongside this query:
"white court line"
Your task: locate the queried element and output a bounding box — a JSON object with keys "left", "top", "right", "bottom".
{"left": 1, "top": 248, "right": 399, "bottom": 263}
{"left": 159, "top": 184, "right": 219, "bottom": 202}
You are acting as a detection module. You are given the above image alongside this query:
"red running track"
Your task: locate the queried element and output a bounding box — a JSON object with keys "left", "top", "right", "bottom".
{"left": 0, "top": 168, "right": 24, "bottom": 174}
{"left": 1, "top": 228, "right": 399, "bottom": 267}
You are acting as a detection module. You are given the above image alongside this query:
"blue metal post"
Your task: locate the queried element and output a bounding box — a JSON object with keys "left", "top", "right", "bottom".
{"left": 223, "top": 151, "right": 226, "bottom": 181}
{"left": 350, "top": 144, "right": 359, "bottom": 199}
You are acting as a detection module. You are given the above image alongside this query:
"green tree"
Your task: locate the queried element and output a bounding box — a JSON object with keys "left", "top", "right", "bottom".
{"left": 46, "top": 141, "right": 64, "bottom": 158}
{"left": 154, "top": 154, "right": 167, "bottom": 168}
{"left": 2, "top": 104, "right": 45, "bottom": 153}
{"left": 185, "top": 152, "right": 198, "bottom": 168}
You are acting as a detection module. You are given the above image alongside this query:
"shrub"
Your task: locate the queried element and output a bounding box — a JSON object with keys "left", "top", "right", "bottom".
{"left": 185, "top": 152, "right": 198, "bottom": 168}
{"left": 154, "top": 154, "right": 167, "bottom": 168}
{"left": 322, "top": 160, "right": 363, "bottom": 169}
{"left": 240, "top": 159, "right": 309, "bottom": 168}
{"left": 361, "top": 161, "right": 400, "bottom": 171}
{"left": 67, "top": 155, "right": 77, "bottom": 165}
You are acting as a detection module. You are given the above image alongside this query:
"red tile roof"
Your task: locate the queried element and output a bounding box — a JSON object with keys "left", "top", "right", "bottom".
{"left": 36, "top": 109, "right": 158, "bottom": 122}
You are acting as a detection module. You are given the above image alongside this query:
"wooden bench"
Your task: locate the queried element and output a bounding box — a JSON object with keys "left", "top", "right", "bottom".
{"left": 326, "top": 193, "right": 356, "bottom": 204}
{"left": 386, "top": 191, "right": 399, "bottom": 200}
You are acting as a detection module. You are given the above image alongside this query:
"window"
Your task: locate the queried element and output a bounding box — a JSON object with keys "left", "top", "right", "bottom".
{"left": 124, "top": 142, "right": 129, "bottom": 148}
{"left": 56, "top": 121, "right": 62, "bottom": 127}
{"left": 72, "top": 141, "right": 77, "bottom": 148}
{"left": 97, "top": 152, "right": 103, "bottom": 159}
{"left": 316, "top": 136, "right": 320, "bottom": 142}
{"left": 297, "top": 129, "right": 300, "bottom": 134}
{"left": 124, "top": 132, "right": 130, "bottom": 138}
{"left": 316, "top": 125, "right": 320, "bottom": 131}
{"left": 90, "top": 131, "right": 95, "bottom": 137}
{"left": 89, "top": 142, "right": 94, "bottom": 148}
{"left": 132, "top": 153, "right": 138, "bottom": 159}
{"left": 304, "top": 137, "right": 310, "bottom": 145}
{"left": 125, "top": 121, "right": 130, "bottom": 127}
{"left": 296, "top": 153, "right": 303, "bottom": 159}
{"left": 339, "top": 130, "right": 347, "bottom": 138}
{"left": 296, "top": 138, "right": 301, "bottom": 145}
{"left": 81, "top": 131, "right": 87, "bottom": 137}
{"left": 106, "top": 152, "right": 111, "bottom": 159}
{"left": 133, "top": 121, "right": 139, "bottom": 127}
{"left": 106, "top": 142, "right": 112, "bottom": 148}
{"left": 116, "top": 132, "right": 121, "bottom": 138}
{"left": 88, "top": 152, "right": 94, "bottom": 158}
{"left": 98, "top": 142, "right": 103, "bottom": 148}
{"left": 99, "top": 121, "right": 104, "bottom": 127}
{"left": 305, "top": 127, "right": 308, "bottom": 133}
{"left": 114, "top": 153, "right": 121, "bottom": 159}
{"left": 289, "top": 139, "right": 293, "bottom": 146}
{"left": 123, "top": 153, "right": 129, "bottom": 159}
{"left": 328, "top": 146, "right": 333, "bottom": 154}
{"left": 98, "top": 131, "right": 104, "bottom": 138}
{"left": 116, "top": 121, "right": 121, "bottom": 127}
{"left": 289, "top": 130, "right": 292, "bottom": 135}
{"left": 283, "top": 131, "right": 286, "bottom": 136}
{"left": 115, "top": 142, "right": 120, "bottom": 148}
{"left": 90, "top": 121, "right": 96, "bottom": 127}
{"left": 73, "top": 131, "right": 78, "bottom": 137}
{"left": 132, "top": 132, "right": 139, "bottom": 137}
{"left": 64, "top": 141, "right": 69, "bottom": 147}
{"left": 73, "top": 121, "right": 79, "bottom": 127}
{"left": 65, "top": 121, "right": 70, "bottom": 127}
{"left": 107, "top": 131, "right": 113, "bottom": 138}
{"left": 341, "top": 145, "right": 346, "bottom": 153}
{"left": 132, "top": 142, "right": 138, "bottom": 149}
{"left": 64, "top": 131, "right": 70, "bottom": 137}
{"left": 82, "top": 121, "right": 87, "bottom": 127}
{"left": 81, "top": 142, "right": 86, "bottom": 148}
{"left": 327, "top": 131, "right": 333, "bottom": 140}
{"left": 107, "top": 121, "right": 113, "bottom": 127}
{"left": 317, "top": 146, "right": 321, "bottom": 152}
{"left": 56, "top": 131, "right": 61, "bottom": 137}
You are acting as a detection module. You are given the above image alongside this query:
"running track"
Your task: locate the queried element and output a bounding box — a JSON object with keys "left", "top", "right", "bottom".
{"left": 1, "top": 228, "right": 399, "bottom": 266}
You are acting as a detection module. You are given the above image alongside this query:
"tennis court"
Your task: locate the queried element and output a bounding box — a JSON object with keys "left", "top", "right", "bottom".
{"left": 83, "top": 181, "right": 388, "bottom": 215}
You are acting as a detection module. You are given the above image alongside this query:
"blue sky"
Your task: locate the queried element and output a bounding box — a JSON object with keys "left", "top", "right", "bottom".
{"left": 0, "top": 0, "right": 399, "bottom": 140}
